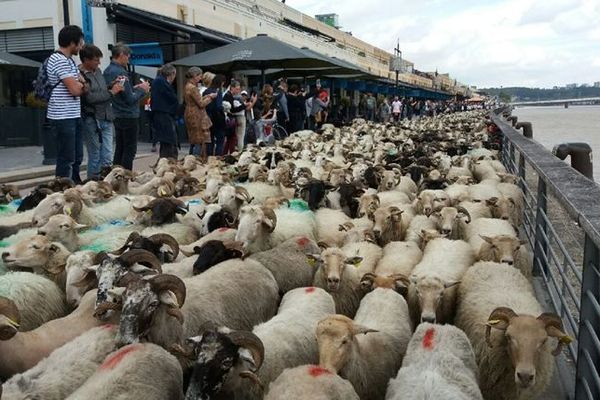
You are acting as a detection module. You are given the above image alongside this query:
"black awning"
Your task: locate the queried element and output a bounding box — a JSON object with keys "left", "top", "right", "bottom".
{"left": 0, "top": 52, "right": 40, "bottom": 68}
{"left": 106, "top": 3, "right": 238, "bottom": 45}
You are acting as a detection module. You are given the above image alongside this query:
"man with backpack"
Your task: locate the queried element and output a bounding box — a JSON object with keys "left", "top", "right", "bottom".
{"left": 42, "top": 25, "right": 87, "bottom": 182}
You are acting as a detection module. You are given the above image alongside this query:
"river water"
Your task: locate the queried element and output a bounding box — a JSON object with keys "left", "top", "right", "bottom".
{"left": 512, "top": 105, "right": 600, "bottom": 181}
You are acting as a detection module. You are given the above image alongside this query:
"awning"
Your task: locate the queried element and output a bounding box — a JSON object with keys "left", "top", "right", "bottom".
{"left": 106, "top": 3, "right": 238, "bottom": 45}
{"left": 0, "top": 52, "right": 40, "bottom": 68}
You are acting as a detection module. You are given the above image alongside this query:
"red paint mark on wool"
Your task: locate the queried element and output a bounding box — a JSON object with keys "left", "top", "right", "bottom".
{"left": 296, "top": 237, "right": 309, "bottom": 247}
{"left": 308, "top": 365, "right": 332, "bottom": 377}
{"left": 101, "top": 324, "right": 115, "bottom": 330}
{"left": 305, "top": 287, "right": 316, "bottom": 293}
{"left": 218, "top": 227, "right": 230, "bottom": 232}
{"left": 422, "top": 328, "right": 435, "bottom": 350}
{"left": 100, "top": 345, "right": 141, "bottom": 370}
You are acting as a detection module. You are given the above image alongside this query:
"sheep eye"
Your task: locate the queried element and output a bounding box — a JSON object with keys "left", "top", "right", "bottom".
{"left": 32, "top": 244, "right": 41, "bottom": 250}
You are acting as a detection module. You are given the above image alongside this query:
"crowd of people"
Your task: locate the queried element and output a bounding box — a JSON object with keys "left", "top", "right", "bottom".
{"left": 44, "top": 25, "right": 474, "bottom": 182}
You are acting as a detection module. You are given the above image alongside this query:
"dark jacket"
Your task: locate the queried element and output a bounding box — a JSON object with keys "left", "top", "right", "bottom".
{"left": 204, "top": 87, "right": 225, "bottom": 128}
{"left": 103, "top": 61, "right": 145, "bottom": 119}
{"left": 287, "top": 93, "right": 306, "bottom": 118}
{"left": 223, "top": 90, "right": 245, "bottom": 114}
{"left": 80, "top": 66, "right": 113, "bottom": 121}
{"left": 150, "top": 75, "right": 178, "bottom": 116}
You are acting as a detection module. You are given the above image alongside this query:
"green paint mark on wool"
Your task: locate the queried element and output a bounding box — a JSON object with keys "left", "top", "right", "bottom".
{"left": 288, "top": 199, "right": 310, "bottom": 212}
{"left": 80, "top": 243, "right": 110, "bottom": 253}
{"left": 0, "top": 205, "right": 11, "bottom": 214}
{"left": 0, "top": 241, "right": 8, "bottom": 248}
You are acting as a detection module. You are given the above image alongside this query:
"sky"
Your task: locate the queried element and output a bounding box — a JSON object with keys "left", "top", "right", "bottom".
{"left": 287, "top": 0, "right": 600, "bottom": 88}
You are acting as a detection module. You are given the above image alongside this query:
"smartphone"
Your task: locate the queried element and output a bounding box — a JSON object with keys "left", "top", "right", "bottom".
{"left": 140, "top": 78, "right": 147, "bottom": 83}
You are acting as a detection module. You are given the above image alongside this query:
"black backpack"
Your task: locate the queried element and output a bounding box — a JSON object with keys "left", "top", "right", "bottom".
{"left": 32, "top": 51, "right": 62, "bottom": 102}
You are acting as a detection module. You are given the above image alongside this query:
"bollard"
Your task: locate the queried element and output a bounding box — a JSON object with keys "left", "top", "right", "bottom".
{"left": 552, "top": 143, "right": 594, "bottom": 180}
{"left": 515, "top": 122, "right": 533, "bottom": 138}
{"left": 507, "top": 116, "right": 518, "bottom": 126}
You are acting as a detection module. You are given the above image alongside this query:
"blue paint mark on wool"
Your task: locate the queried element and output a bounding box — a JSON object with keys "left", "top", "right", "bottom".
{"left": 186, "top": 199, "right": 203, "bottom": 206}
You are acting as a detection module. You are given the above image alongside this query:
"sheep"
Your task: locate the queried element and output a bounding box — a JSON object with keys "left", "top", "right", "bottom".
{"left": 413, "top": 189, "right": 450, "bottom": 216}
{"left": 371, "top": 205, "right": 412, "bottom": 245}
{"left": 471, "top": 160, "right": 501, "bottom": 182}
{"left": 249, "top": 236, "right": 320, "bottom": 293}
{"left": 36, "top": 214, "right": 88, "bottom": 252}
{"left": 0, "top": 289, "right": 120, "bottom": 379}
{"left": 455, "top": 262, "right": 571, "bottom": 400}
{"left": 217, "top": 185, "right": 253, "bottom": 218}
{"left": 235, "top": 205, "right": 317, "bottom": 254}
{"left": 77, "top": 180, "right": 115, "bottom": 204}
{"left": 408, "top": 238, "right": 475, "bottom": 326}
{"left": 405, "top": 215, "right": 439, "bottom": 247}
{"left": 465, "top": 218, "right": 531, "bottom": 277}
{"left": 265, "top": 365, "right": 359, "bottom": 400}
{"left": 445, "top": 182, "right": 472, "bottom": 205}
{"left": 223, "top": 287, "right": 336, "bottom": 400}
{"left": 67, "top": 342, "right": 183, "bottom": 400}
{"left": 386, "top": 323, "right": 483, "bottom": 400}
{"left": 340, "top": 240, "right": 383, "bottom": 276}
{"left": 0, "top": 184, "right": 20, "bottom": 204}
{"left": 0, "top": 272, "right": 67, "bottom": 331}
{"left": 239, "top": 181, "right": 283, "bottom": 206}
{"left": 468, "top": 183, "right": 502, "bottom": 204}
{"left": 131, "top": 197, "right": 188, "bottom": 226}
{"left": 1, "top": 325, "right": 118, "bottom": 400}
{"left": 433, "top": 206, "right": 472, "bottom": 240}
{"left": 179, "top": 227, "right": 237, "bottom": 256}
{"left": 111, "top": 231, "right": 180, "bottom": 263}
{"left": 315, "top": 208, "right": 350, "bottom": 246}
{"left": 317, "top": 288, "right": 412, "bottom": 400}
{"left": 375, "top": 241, "right": 423, "bottom": 277}
{"left": 194, "top": 203, "right": 236, "bottom": 236}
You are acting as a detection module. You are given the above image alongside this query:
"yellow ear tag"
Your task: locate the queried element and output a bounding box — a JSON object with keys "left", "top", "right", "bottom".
{"left": 486, "top": 319, "right": 502, "bottom": 326}
{"left": 159, "top": 188, "right": 167, "bottom": 196}
{"left": 353, "top": 260, "right": 362, "bottom": 268}
{"left": 560, "top": 335, "right": 573, "bottom": 344}
{"left": 146, "top": 210, "right": 153, "bottom": 216}
{"left": 307, "top": 258, "right": 316, "bottom": 267}
{"left": 7, "top": 317, "right": 19, "bottom": 328}
{"left": 65, "top": 207, "right": 72, "bottom": 216}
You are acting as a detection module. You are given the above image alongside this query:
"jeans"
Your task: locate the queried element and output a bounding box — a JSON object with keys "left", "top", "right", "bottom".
{"left": 207, "top": 125, "right": 225, "bottom": 156}
{"left": 83, "top": 117, "right": 113, "bottom": 178}
{"left": 51, "top": 118, "right": 83, "bottom": 182}
{"left": 113, "top": 117, "right": 138, "bottom": 170}
{"left": 366, "top": 108, "right": 375, "bottom": 121}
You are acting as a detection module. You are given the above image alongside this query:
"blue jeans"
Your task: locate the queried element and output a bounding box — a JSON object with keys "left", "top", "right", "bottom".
{"left": 208, "top": 126, "right": 225, "bottom": 156}
{"left": 83, "top": 117, "right": 113, "bottom": 178}
{"left": 51, "top": 118, "right": 83, "bottom": 182}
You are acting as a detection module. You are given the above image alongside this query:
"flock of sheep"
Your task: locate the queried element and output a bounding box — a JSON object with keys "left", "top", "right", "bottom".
{"left": 0, "top": 110, "right": 572, "bottom": 400}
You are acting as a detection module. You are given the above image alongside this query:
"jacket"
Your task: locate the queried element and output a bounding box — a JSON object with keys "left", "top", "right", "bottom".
{"left": 103, "top": 61, "right": 145, "bottom": 119}
{"left": 79, "top": 66, "right": 113, "bottom": 121}
{"left": 150, "top": 75, "right": 178, "bottom": 116}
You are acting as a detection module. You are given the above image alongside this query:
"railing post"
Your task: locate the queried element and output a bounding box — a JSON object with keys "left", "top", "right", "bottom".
{"left": 533, "top": 177, "right": 549, "bottom": 276}
{"left": 575, "top": 234, "right": 600, "bottom": 400}
{"left": 518, "top": 152, "right": 526, "bottom": 191}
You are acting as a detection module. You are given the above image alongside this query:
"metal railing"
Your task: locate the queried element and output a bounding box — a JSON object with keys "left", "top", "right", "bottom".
{"left": 491, "top": 108, "right": 600, "bottom": 400}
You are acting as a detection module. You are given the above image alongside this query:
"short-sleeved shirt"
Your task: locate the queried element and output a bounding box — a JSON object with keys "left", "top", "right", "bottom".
{"left": 392, "top": 100, "right": 402, "bottom": 113}
{"left": 47, "top": 52, "right": 81, "bottom": 120}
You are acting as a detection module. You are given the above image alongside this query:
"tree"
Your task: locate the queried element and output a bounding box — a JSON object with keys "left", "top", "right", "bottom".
{"left": 498, "top": 91, "right": 511, "bottom": 103}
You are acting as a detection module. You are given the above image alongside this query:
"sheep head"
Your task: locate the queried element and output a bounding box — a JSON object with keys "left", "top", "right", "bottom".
{"left": 359, "top": 273, "right": 410, "bottom": 296}
{"left": 0, "top": 296, "right": 20, "bottom": 340}
{"left": 115, "top": 274, "right": 186, "bottom": 348}
{"left": 37, "top": 214, "right": 86, "bottom": 251}
{"left": 0, "top": 184, "right": 20, "bottom": 204}
{"left": 192, "top": 240, "right": 244, "bottom": 275}
{"left": 409, "top": 275, "right": 459, "bottom": 324}
{"left": 308, "top": 248, "right": 362, "bottom": 293}
{"left": 486, "top": 196, "right": 516, "bottom": 221}
{"left": 316, "top": 315, "right": 378, "bottom": 373}
{"left": 372, "top": 206, "right": 404, "bottom": 245}
{"left": 112, "top": 232, "right": 180, "bottom": 263}
{"left": 485, "top": 307, "right": 572, "bottom": 389}
{"left": 235, "top": 206, "right": 277, "bottom": 251}
{"left": 177, "top": 324, "right": 265, "bottom": 399}
{"left": 434, "top": 206, "right": 470, "bottom": 237}
{"left": 479, "top": 235, "right": 524, "bottom": 266}
{"left": 357, "top": 194, "right": 380, "bottom": 218}
{"left": 0, "top": 235, "right": 70, "bottom": 273}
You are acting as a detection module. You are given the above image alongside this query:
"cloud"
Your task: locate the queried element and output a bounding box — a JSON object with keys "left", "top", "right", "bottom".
{"left": 288, "top": 0, "right": 600, "bottom": 88}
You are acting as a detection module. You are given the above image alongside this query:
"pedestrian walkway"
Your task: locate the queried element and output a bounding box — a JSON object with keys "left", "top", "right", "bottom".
{"left": 0, "top": 142, "right": 157, "bottom": 185}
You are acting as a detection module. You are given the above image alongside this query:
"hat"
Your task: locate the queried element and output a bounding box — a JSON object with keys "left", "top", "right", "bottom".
{"left": 241, "top": 90, "right": 248, "bottom": 96}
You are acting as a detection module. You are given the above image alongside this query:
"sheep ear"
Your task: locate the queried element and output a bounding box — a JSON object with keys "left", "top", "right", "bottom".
{"left": 130, "top": 264, "right": 155, "bottom": 274}
{"left": 345, "top": 256, "right": 363, "bottom": 267}
{"left": 444, "top": 280, "right": 460, "bottom": 289}
{"left": 479, "top": 235, "right": 494, "bottom": 244}
{"left": 353, "top": 324, "right": 378, "bottom": 335}
{"left": 84, "top": 264, "right": 99, "bottom": 273}
{"left": 74, "top": 223, "right": 87, "bottom": 231}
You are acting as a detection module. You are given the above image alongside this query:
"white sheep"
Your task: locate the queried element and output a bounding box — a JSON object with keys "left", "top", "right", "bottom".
{"left": 408, "top": 238, "right": 475, "bottom": 326}
{"left": 315, "top": 208, "right": 351, "bottom": 247}
{"left": 317, "top": 288, "right": 412, "bottom": 400}
{"left": 375, "top": 241, "right": 423, "bottom": 277}
{"left": 1, "top": 325, "right": 118, "bottom": 400}
{"left": 468, "top": 182, "right": 501, "bottom": 203}
{"left": 265, "top": 364, "right": 359, "bottom": 400}
{"left": 455, "top": 262, "right": 570, "bottom": 400}
{"left": 386, "top": 322, "right": 483, "bottom": 400}
{"left": 239, "top": 181, "right": 283, "bottom": 205}
{"left": 67, "top": 342, "right": 183, "bottom": 400}
{"left": 228, "top": 287, "right": 336, "bottom": 400}
{"left": 405, "top": 215, "right": 439, "bottom": 247}
{"left": 445, "top": 182, "right": 472, "bottom": 205}
{"left": 0, "top": 271, "right": 67, "bottom": 331}
{"left": 236, "top": 205, "right": 317, "bottom": 254}
{"left": 340, "top": 240, "right": 383, "bottom": 276}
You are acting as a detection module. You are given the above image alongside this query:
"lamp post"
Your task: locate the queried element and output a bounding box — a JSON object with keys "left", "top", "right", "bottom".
{"left": 394, "top": 40, "right": 401, "bottom": 95}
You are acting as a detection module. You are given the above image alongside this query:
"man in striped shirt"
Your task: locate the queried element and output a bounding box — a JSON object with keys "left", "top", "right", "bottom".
{"left": 46, "top": 25, "right": 87, "bottom": 182}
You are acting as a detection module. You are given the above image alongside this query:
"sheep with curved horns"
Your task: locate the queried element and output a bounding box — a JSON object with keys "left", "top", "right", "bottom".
{"left": 265, "top": 364, "right": 359, "bottom": 400}
{"left": 408, "top": 238, "right": 474, "bottom": 326}
{"left": 235, "top": 205, "right": 317, "bottom": 254}
{"left": 0, "top": 272, "right": 67, "bottom": 331}
{"left": 455, "top": 262, "right": 571, "bottom": 400}
{"left": 317, "top": 288, "right": 412, "bottom": 400}
{"left": 216, "top": 184, "right": 254, "bottom": 218}
{"left": 386, "top": 323, "right": 483, "bottom": 400}
{"left": 67, "top": 342, "right": 184, "bottom": 400}
{"left": 111, "top": 231, "right": 180, "bottom": 263}
{"left": 370, "top": 205, "right": 412, "bottom": 245}
{"left": 432, "top": 205, "right": 472, "bottom": 240}
{"left": 413, "top": 189, "right": 451, "bottom": 217}
{"left": 1, "top": 325, "right": 118, "bottom": 400}
{"left": 0, "top": 289, "right": 120, "bottom": 380}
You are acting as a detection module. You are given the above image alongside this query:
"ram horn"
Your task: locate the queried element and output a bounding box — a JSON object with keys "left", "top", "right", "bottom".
{"left": 456, "top": 206, "right": 472, "bottom": 223}
{"left": 485, "top": 307, "right": 517, "bottom": 348}
{"left": 228, "top": 330, "right": 265, "bottom": 372}
{"left": 537, "top": 312, "right": 573, "bottom": 356}
{"left": 239, "top": 371, "right": 264, "bottom": 391}
{"left": 149, "top": 274, "right": 186, "bottom": 308}
{"left": 149, "top": 233, "right": 180, "bottom": 260}
{"left": 0, "top": 296, "right": 21, "bottom": 328}
{"left": 111, "top": 231, "right": 141, "bottom": 255}
{"left": 235, "top": 186, "right": 254, "bottom": 203}
{"left": 117, "top": 249, "right": 163, "bottom": 273}
{"left": 359, "top": 273, "right": 376, "bottom": 290}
